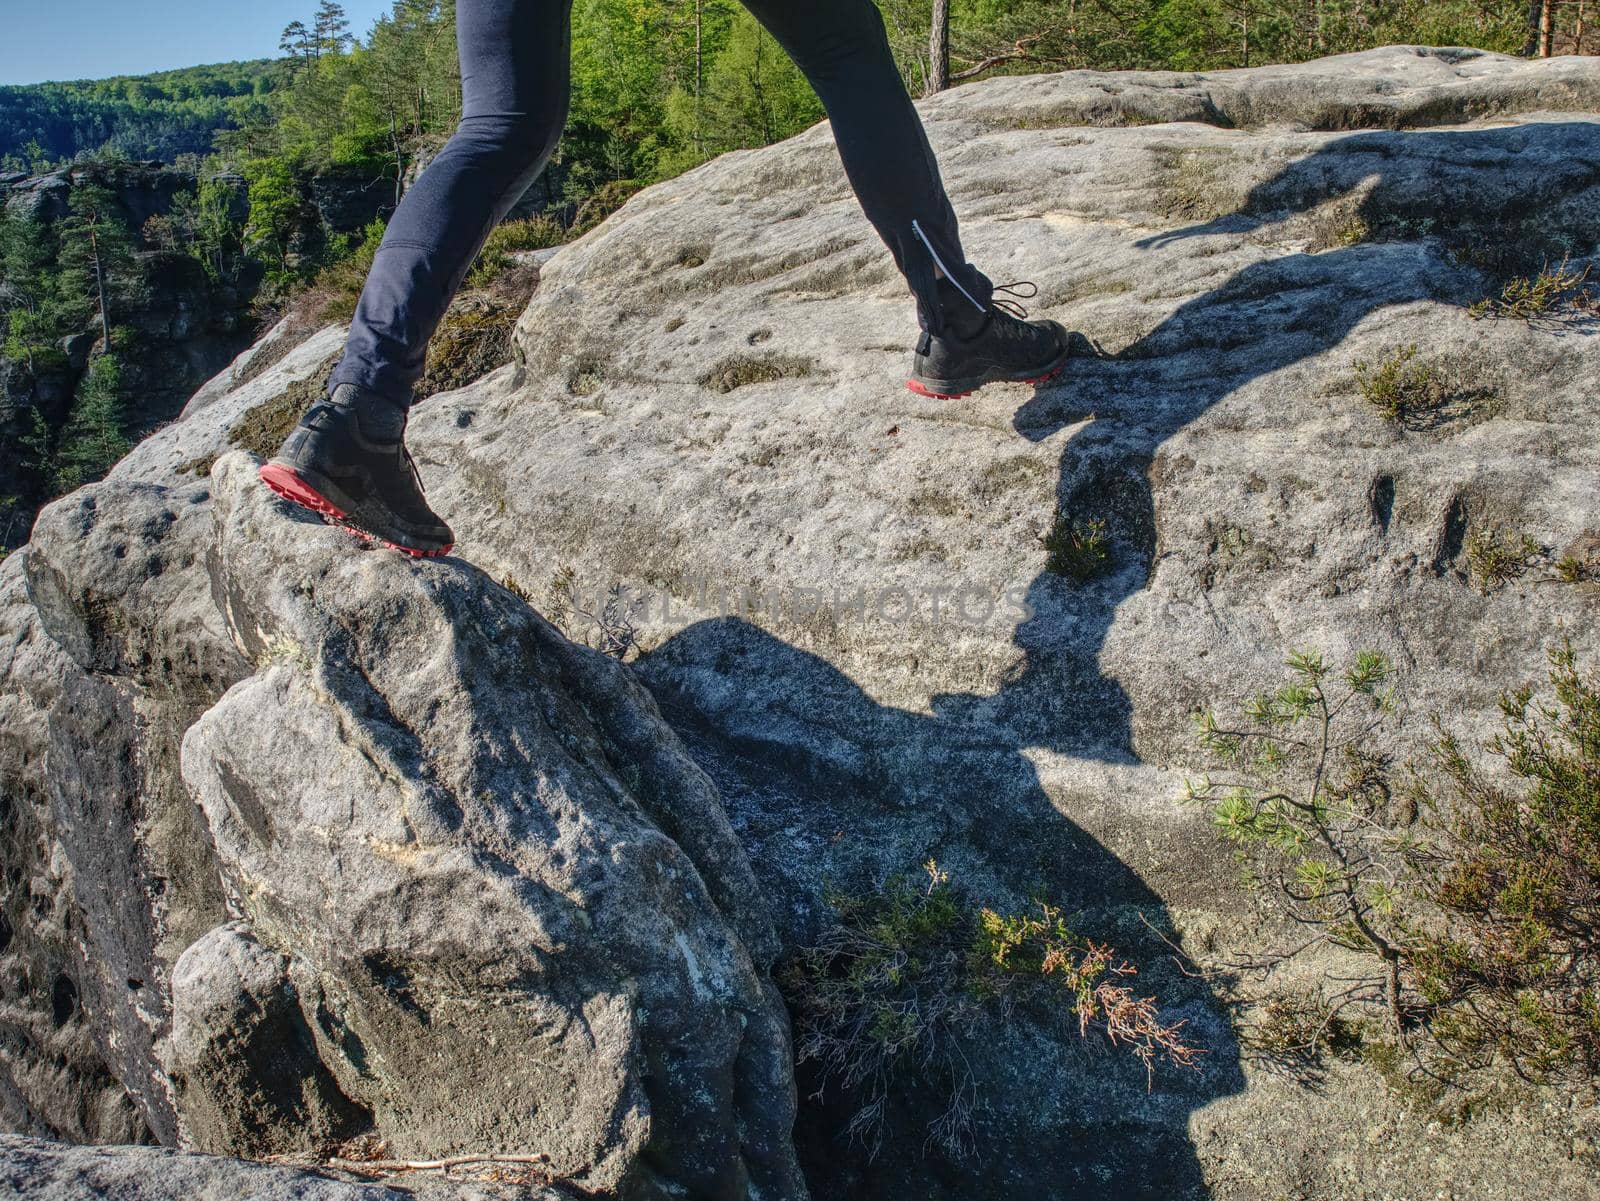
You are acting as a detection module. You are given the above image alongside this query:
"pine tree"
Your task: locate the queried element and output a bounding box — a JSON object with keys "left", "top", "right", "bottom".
{"left": 53, "top": 351, "right": 129, "bottom": 492}
{"left": 54, "top": 179, "right": 142, "bottom": 349}
{"left": 279, "top": 20, "right": 317, "bottom": 75}
{"left": 314, "top": 1, "right": 356, "bottom": 56}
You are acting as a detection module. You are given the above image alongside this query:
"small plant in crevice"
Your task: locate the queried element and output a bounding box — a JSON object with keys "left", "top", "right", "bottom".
{"left": 697, "top": 353, "right": 813, "bottom": 394}
{"left": 1468, "top": 256, "right": 1599, "bottom": 326}
{"left": 1043, "top": 510, "right": 1112, "bottom": 583}
{"left": 546, "top": 565, "right": 641, "bottom": 660}
{"left": 1464, "top": 523, "right": 1541, "bottom": 595}
{"left": 783, "top": 861, "right": 1199, "bottom": 1161}
{"left": 1189, "top": 641, "right": 1600, "bottom": 1094}
{"left": 1354, "top": 344, "right": 1448, "bottom": 426}
{"left": 1557, "top": 554, "right": 1598, "bottom": 584}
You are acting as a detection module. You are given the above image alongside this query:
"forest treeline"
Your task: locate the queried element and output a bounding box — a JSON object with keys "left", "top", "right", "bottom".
{"left": 0, "top": 60, "right": 282, "bottom": 169}
{"left": 4, "top": 2, "right": 1581, "bottom": 298}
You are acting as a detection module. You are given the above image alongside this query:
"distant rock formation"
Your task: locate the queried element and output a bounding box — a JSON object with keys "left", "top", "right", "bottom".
{"left": 3, "top": 45, "right": 1599, "bottom": 1201}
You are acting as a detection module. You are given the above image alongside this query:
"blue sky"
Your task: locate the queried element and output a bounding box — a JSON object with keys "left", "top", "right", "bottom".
{"left": 0, "top": 1, "right": 398, "bottom": 86}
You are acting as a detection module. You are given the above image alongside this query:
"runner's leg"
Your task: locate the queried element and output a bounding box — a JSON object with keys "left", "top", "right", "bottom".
{"left": 737, "top": 0, "right": 992, "bottom": 336}
{"left": 327, "top": 0, "right": 575, "bottom": 407}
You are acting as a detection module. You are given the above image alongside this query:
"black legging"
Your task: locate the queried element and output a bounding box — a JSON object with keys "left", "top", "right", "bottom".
{"left": 327, "top": 0, "right": 996, "bottom": 406}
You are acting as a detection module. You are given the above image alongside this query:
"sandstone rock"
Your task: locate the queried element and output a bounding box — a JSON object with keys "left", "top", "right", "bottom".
{"left": 0, "top": 1134, "right": 570, "bottom": 1200}
{"left": 3, "top": 43, "right": 1600, "bottom": 1201}
{"left": 166, "top": 450, "right": 802, "bottom": 1196}
{"left": 166, "top": 923, "right": 367, "bottom": 1158}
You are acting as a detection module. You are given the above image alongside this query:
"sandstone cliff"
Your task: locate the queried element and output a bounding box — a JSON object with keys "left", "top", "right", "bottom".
{"left": 2, "top": 45, "right": 1599, "bottom": 1201}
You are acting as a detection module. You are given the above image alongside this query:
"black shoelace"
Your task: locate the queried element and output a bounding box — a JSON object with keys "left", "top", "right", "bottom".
{"left": 401, "top": 443, "right": 427, "bottom": 497}
{"left": 990, "top": 280, "right": 1040, "bottom": 320}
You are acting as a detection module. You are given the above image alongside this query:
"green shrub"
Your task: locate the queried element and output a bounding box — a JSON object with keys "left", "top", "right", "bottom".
{"left": 1187, "top": 650, "right": 1410, "bottom": 1030}
{"left": 1468, "top": 257, "right": 1599, "bottom": 325}
{"left": 1408, "top": 641, "right": 1600, "bottom": 1082}
{"left": 1355, "top": 344, "right": 1446, "bottom": 425}
{"left": 1464, "top": 524, "right": 1540, "bottom": 594}
{"left": 1190, "top": 641, "right": 1600, "bottom": 1090}
{"left": 305, "top": 216, "right": 388, "bottom": 323}
{"left": 1043, "top": 510, "right": 1112, "bottom": 582}
{"left": 784, "top": 861, "right": 1198, "bottom": 1159}
{"left": 464, "top": 216, "right": 566, "bottom": 289}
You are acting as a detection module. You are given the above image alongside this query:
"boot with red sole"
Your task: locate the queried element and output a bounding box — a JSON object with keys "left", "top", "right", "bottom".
{"left": 907, "top": 279, "right": 1074, "bottom": 400}
{"left": 258, "top": 382, "right": 454, "bottom": 558}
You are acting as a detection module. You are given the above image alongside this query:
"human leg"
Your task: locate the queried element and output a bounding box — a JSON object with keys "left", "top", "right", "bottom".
{"left": 735, "top": 0, "right": 993, "bottom": 335}
{"left": 327, "top": 0, "right": 576, "bottom": 407}
{"left": 738, "top": 0, "right": 1072, "bottom": 395}
{"left": 265, "top": 0, "right": 576, "bottom": 556}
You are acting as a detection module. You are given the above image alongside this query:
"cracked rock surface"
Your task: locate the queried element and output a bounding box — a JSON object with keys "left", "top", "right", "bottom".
{"left": 2, "top": 44, "right": 1599, "bottom": 1201}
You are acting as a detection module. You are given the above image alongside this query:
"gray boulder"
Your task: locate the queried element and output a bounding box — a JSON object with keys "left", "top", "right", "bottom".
{"left": 0, "top": 1134, "right": 569, "bottom": 1200}
{"left": 168, "top": 451, "right": 803, "bottom": 1198}
{"left": 3, "top": 42, "right": 1600, "bottom": 1201}
{"left": 166, "top": 924, "right": 367, "bottom": 1158}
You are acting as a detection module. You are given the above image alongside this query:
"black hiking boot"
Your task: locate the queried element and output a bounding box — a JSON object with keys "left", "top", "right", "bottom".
{"left": 258, "top": 382, "right": 454, "bottom": 558}
{"left": 907, "top": 279, "right": 1073, "bottom": 399}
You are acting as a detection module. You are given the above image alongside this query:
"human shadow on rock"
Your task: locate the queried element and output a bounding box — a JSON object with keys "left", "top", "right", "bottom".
{"left": 639, "top": 620, "right": 1244, "bottom": 1201}
{"left": 956, "top": 120, "right": 1600, "bottom": 762}
{"left": 636, "top": 121, "right": 1600, "bottom": 1197}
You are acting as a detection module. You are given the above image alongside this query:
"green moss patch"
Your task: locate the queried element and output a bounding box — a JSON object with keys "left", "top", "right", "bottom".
{"left": 698, "top": 354, "right": 814, "bottom": 394}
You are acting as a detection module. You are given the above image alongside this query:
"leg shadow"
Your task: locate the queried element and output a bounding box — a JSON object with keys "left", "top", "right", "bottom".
{"left": 639, "top": 620, "right": 1243, "bottom": 1200}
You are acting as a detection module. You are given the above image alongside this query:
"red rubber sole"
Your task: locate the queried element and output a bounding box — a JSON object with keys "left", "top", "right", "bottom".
{"left": 905, "top": 362, "right": 1067, "bottom": 400}
{"left": 258, "top": 463, "right": 452, "bottom": 559}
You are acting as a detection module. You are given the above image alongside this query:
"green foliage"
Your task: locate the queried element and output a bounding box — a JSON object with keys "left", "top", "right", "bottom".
{"left": 1187, "top": 649, "right": 1411, "bottom": 1030}
{"left": 1406, "top": 641, "right": 1600, "bottom": 1081}
{"left": 54, "top": 180, "right": 144, "bottom": 338}
{"left": 0, "top": 59, "right": 282, "bottom": 165}
{"left": 53, "top": 352, "right": 130, "bottom": 491}
{"left": 303, "top": 216, "right": 388, "bottom": 322}
{"left": 0, "top": 209, "right": 71, "bottom": 376}
{"left": 1556, "top": 553, "right": 1598, "bottom": 585}
{"left": 785, "top": 860, "right": 1197, "bottom": 1158}
{"left": 1468, "top": 257, "right": 1600, "bottom": 326}
{"left": 166, "top": 177, "right": 247, "bottom": 284}
{"left": 464, "top": 216, "right": 567, "bottom": 290}
{"left": 882, "top": 0, "right": 1529, "bottom": 87}
{"left": 1043, "top": 510, "right": 1112, "bottom": 582}
{"left": 1353, "top": 344, "right": 1499, "bottom": 432}
{"left": 1193, "top": 641, "right": 1600, "bottom": 1092}
{"left": 241, "top": 156, "right": 306, "bottom": 272}
{"left": 1464, "top": 524, "right": 1541, "bottom": 594}
{"left": 1355, "top": 344, "right": 1446, "bottom": 425}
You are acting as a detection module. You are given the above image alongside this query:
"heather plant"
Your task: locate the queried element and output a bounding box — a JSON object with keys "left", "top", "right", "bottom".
{"left": 1354, "top": 344, "right": 1446, "bottom": 426}
{"left": 1464, "top": 524, "right": 1541, "bottom": 594}
{"left": 1468, "top": 256, "right": 1599, "bottom": 326}
{"left": 1043, "top": 510, "right": 1112, "bottom": 583}
{"left": 1406, "top": 641, "right": 1600, "bottom": 1083}
{"left": 785, "top": 860, "right": 1199, "bottom": 1159}
{"left": 1191, "top": 642, "right": 1600, "bottom": 1091}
